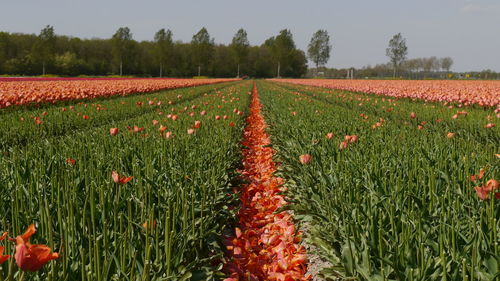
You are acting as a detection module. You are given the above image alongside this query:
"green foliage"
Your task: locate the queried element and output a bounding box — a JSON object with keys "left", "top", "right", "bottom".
{"left": 264, "top": 29, "right": 308, "bottom": 78}
{"left": 154, "top": 29, "right": 173, "bottom": 77}
{"left": 111, "top": 27, "right": 135, "bottom": 75}
{"left": 191, "top": 27, "right": 214, "bottom": 73}
{"left": 0, "top": 28, "right": 308, "bottom": 78}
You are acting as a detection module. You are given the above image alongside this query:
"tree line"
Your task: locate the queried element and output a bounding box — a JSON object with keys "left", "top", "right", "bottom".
{"left": 0, "top": 26, "right": 310, "bottom": 78}
{"left": 310, "top": 33, "right": 498, "bottom": 80}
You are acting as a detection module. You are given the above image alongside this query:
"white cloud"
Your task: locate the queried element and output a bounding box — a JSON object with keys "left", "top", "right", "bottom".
{"left": 461, "top": 3, "right": 499, "bottom": 13}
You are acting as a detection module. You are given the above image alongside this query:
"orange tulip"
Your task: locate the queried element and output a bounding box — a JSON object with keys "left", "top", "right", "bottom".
{"left": 164, "top": 131, "right": 173, "bottom": 139}
{"left": 142, "top": 220, "right": 157, "bottom": 230}
{"left": 133, "top": 126, "right": 144, "bottom": 133}
{"left": 109, "top": 128, "right": 119, "bottom": 136}
{"left": 446, "top": 132, "right": 455, "bottom": 139}
{"left": 12, "top": 224, "right": 59, "bottom": 271}
{"left": 484, "top": 179, "right": 499, "bottom": 192}
{"left": 474, "top": 186, "right": 489, "bottom": 200}
{"left": 0, "top": 232, "right": 9, "bottom": 264}
{"left": 112, "top": 171, "right": 133, "bottom": 184}
{"left": 410, "top": 112, "right": 416, "bottom": 119}
{"left": 158, "top": 125, "right": 167, "bottom": 133}
{"left": 484, "top": 123, "right": 496, "bottom": 128}
{"left": 470, "top": 168, "right": 485, "bottom": 182}
{"left": 299, "top": 154, "right": 312, "bottom": 165}
{"left": 339, "top": 140, "right": 349, "bottom": 150}
{"left": 325, "top": 133, "right": 334, "bottom": 139}
{"left": 187, "top": 128, "right": 195, "bottom": 135}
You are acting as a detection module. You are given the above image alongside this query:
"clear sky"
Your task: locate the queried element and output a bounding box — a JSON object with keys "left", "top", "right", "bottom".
{"left": 1, "top": 0, "right": 499, "bottom": 72}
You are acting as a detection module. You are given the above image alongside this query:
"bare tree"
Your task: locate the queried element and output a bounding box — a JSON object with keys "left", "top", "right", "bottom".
{"left": 440, "top": 57, "right": 453, "bottom": 72}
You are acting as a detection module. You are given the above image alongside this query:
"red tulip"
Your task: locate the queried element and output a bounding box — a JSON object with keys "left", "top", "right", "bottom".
{"left": 187, "top": 128, "right": 195, "bottom": 135}
{"left": 484, "top": 123, "right": 496, "bottom": 128}
{"left": 229, "top": 122, "right": 235, "bottom": 127}
{"left": 112, "top": 171, "right": 133, "bottom": 184}
{"left": 82, "top": 115, "right": 89, "bottom": 120}
{"left": 66, "top": 158, "right": 76, "bottom": 166}
{"left": 152, "top": 120, "right": 159, "bottom": 126}
{"left": 193, "top": 120, "right": 202, "bottom": 129}
{"left": 109, "top": 128, "right": 119, "bottom": 136}
{"left": 325, "top": 133, "right": 334, "bottom": 139}
{"left": 164, "top": 131, "right": 173, "bottom": 139}
{"left": 12, "top": 224, "right": 59, "bottom": 271}
{"left": 410, "top": 112, "right": 416, "bottom": 119}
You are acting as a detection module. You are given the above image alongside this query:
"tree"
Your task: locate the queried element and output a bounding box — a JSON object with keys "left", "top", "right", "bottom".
{"left": 440, "top": 57, "right": 453, "bottom": 72}
{"left": 31, "top": 25, "right": 56, "bottom": 75}
{"left": 423, "top": 57, "right": 436, "bottom": 72}
{"left": 307, "top": 30, "right": 331, "bottom": 70}
{"left": 230, "top": 28, "right": 249, "bottom": 77}
{"left": 191, "top": 27, "right": 214, "bottom": 76}
{"left": 386, "top": 33, "right": 408, "bottom": 78}
{"left": 111, "top": 27, "right": 133, "bottom": 76}
{"left": 267, "top": 29, "right": 297, "bottom": 77}
{"left": 154, "top": 28, "right": 173, "bottom": 77}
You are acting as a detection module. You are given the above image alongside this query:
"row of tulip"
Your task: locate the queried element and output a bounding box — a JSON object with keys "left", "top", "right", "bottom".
{"left": 259, "top": 80, "right": 499, "bottom": 280}
{"left": 0, "top": 78, "right": 238, "bottom": 108}
{"left": 271, "top": 79, "right": 500, "bottom": 108}
{"left": 223, "top": 84, "right": 309, "bottom": 280}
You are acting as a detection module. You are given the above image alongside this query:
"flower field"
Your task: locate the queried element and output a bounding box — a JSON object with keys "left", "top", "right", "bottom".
{"left": 272, "top": 79, "right": 500, "bottom": 107}
{"left": 258, "top": 80, "right": 499, "bottom": 280}
{"left": 0, "top": 79, "right": 499, "bottom": 280}
{"left": 0, "top": 78, "right": 237, "bottom": 108}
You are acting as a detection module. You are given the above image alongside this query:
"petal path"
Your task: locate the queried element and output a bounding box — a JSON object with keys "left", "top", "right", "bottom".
{"left": 223, "top": 83, "right": 310, "bottom": 281}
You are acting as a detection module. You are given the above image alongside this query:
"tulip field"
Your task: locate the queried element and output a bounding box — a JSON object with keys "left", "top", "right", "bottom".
{"left": 0, "top": 78, "right": 499, "bottom": 281}
{"left": 260, "top": 80, "right": 499, "bottom": 280}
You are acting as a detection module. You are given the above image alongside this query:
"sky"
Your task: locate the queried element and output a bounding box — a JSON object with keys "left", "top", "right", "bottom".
{"left": 1, "top": 0, "right": 499, "bottom": 72}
